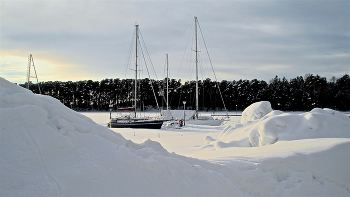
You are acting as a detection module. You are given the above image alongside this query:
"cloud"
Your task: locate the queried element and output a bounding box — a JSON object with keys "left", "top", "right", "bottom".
{"left": 1, "top": 0, "right": 349, "bottom": 84}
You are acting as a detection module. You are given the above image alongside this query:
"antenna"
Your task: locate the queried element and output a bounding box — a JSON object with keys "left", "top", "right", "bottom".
{"left": 26, "top": 54, "right": 41, "bottom": 94}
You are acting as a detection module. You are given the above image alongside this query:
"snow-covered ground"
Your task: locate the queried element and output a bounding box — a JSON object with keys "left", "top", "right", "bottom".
{"left": 1, "top": 77, "right": 349, "bottom": 196}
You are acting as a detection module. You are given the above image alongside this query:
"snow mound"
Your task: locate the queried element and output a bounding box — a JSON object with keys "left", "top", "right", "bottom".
{"left": 0, "top": 78, "right": 246, "bottom": 196}
{"left": 250, "top": 109, "right": 350, "bottom": 146}
{"left": 209, "top": 108, "right": 349, "bottom": 149}
{"left": 0, "top": 77, "right": 126, "bottom": 146}
{"left": 202, "top": 104, "right": 350, "bottom": 194}
{"left": 241, "top": 101, "right": 272, "bottom": 123}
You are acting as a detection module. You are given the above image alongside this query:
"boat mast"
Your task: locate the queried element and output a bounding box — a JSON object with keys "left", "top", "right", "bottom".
{"left": 166, "top": 53, "right": 169, "bottom": 111}
{"left": 135, "top": 24, "right": 139, "bottom": 118}
{"left": 195, "top": 16, "right": 199, "bottom": 119}
{"left": 26, "top": 54, "right": 41, "bottom": 94}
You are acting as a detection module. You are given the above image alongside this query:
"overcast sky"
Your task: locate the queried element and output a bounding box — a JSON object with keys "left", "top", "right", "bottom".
{"left": 1, "top": 0, "right": 349, "bottom": 84}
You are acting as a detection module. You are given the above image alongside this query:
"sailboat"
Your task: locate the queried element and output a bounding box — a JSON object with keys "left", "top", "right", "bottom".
{"left": 161, "top": 54, "right": 195, "bottom": 126}
{"left": 109, "top": 24, "right": 164, "bottom": 129}
{"left": 187, "top": 17, "right": 229, "bottom": 126}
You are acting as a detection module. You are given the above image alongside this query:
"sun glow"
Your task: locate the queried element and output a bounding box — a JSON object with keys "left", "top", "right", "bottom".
{"left": 0, "top": 54, "right": 95, "bottom": 84}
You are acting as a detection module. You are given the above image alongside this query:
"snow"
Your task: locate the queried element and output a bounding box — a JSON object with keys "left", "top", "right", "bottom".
{"left": 1, "top": 77, "right": 350, "bottom": 196}
{"left": 213, "top": 108, "right": 350, "bottom": 148}
{"left": 241, "top": 101, "right": 272, "bottom": 123}
{"left": 161, "top": 109, "right": 196, "bottom": 120}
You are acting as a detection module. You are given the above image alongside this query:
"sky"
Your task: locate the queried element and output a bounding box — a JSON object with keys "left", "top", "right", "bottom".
{"left": 1, "top": 0, "right": 349, "bottom": 84}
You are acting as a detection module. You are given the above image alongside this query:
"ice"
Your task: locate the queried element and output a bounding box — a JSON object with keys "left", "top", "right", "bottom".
{"left": 1, "top": 77, "right": 349, "bottom": 196}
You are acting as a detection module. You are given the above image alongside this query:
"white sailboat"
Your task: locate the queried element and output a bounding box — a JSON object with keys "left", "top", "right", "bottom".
{"left": 187, "top": 17, "right": 229, "bottom": 126}
{"left": 161, "top": 54, "right": 195, "bottom": 126}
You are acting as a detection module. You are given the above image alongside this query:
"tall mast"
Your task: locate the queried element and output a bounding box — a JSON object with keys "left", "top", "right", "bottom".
{"left": 135, "top": 24, "right": 139, "bottom": 117}
{"left": 166, "top": 53, "right": 169, "bottom": 111}
{"left": 26, "top": 54, "right": 41, "bottom": 94}
{"left": 195, "top": 16, "right": 199, "bottom": 119}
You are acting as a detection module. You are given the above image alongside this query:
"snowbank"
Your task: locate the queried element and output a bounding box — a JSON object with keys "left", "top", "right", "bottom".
{"left": 201, "top": 101, "right": 350, "bottom": 194}
{"left": 241, "top": 101, "right": 272, "bottom": 123}
{"left": 0, "top": 78, "right": 245, "bottom": 196}
{"left": 212, "top": 108, "right": 350, "bottom": 148}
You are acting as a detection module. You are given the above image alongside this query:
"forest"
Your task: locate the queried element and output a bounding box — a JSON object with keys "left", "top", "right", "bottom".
{"left": 21, "top": 74, "right": 350, "bottom": 112}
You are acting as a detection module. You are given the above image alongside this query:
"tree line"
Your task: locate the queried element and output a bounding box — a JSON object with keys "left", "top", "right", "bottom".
{"left": 21, "top": 74, "right": 350, "bottom": 111}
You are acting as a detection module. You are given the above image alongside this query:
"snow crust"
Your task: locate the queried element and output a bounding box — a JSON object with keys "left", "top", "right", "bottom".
{"left": 1, "top": 77, "right": 349, "bottom": 196}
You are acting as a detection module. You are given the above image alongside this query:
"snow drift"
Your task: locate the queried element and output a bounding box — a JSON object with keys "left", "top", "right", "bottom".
{"left": 1, "top": 77, "right": 349, "bottom": 196}
{"left": 212, "top": 101, "right": 350, "bottom": 147}
{"left": 202, "top": 101, "right": 350, "bottom": 194}
{"left": 0, "top": 78, "right": 245, "bottom": 196}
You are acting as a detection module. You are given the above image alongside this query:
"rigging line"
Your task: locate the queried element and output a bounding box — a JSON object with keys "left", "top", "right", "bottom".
{"left": 167, "top": 20, "right": 193, "bottom": 55}
{"left": 198, "top": 56, "right": 207, "bottom": 109}
{"left": 197, "top": 51, "right": 206, "bottom": 82}
{"left": 30, "top": 56, "right": 42, "bottom": 94}
{"left": 138, "top": 28, "right": 161, "bottom": 112}
{"left": 120, "top": 29, "right": 136, "bottom": 106}
{"left": 139, "top": 41, "right": 161, "bottom": 112}
{"left": 163, "top": 54, "right": 167, "bottom": 82}
{"left": 32, "top": 60, "right": 41, "bottom": 94}
{"left": 184, "top": 27, "right": 196, "bottom": 84}
{"left": 123, "top": 29, "right": 136, "bottom": 79}
{"left": 197, "top": 20, "right": 228, "bottom": 115}
{"left": 169, "top": 21, "right": 193, "bottom": 80}
{"left": 138, "top": 30, "right": 159, "bottom": 80}
{"left": 196, "top": 28, "right": 211, "bottom": 83}
{"left": 177, "top": 19, "right": 195, "bottom": 81}
{"left": 199, "top": 40, "right": 212, "bottom": 82}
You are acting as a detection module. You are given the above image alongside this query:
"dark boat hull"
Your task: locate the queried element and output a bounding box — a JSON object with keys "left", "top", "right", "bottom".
{"left": 109, "top": 120, "right": 164, "bottom": 129}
